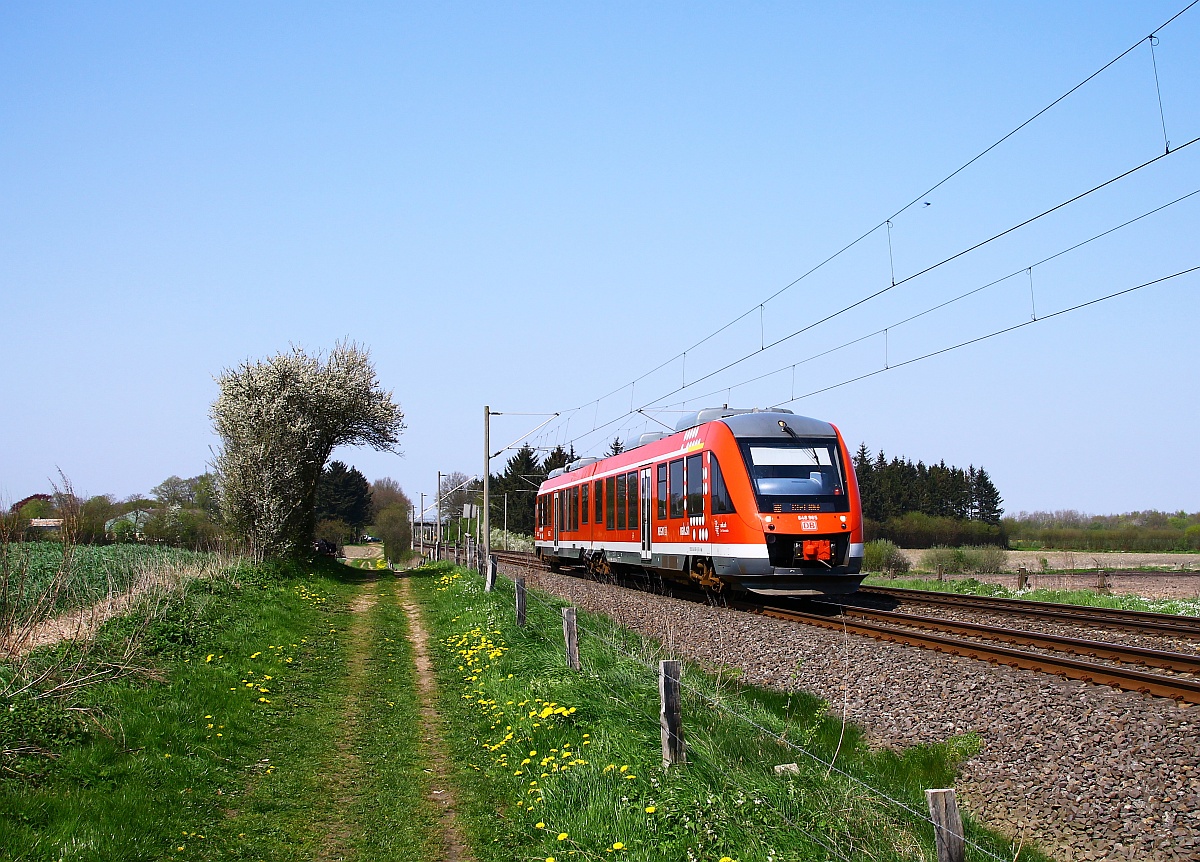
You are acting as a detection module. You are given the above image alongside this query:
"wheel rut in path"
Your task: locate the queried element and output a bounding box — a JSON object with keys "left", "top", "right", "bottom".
{"left": 397, "top": 574, "right": 474, "bottom": 862}
{"left": 315, "top": 575, "right": 380, "bottom": 862}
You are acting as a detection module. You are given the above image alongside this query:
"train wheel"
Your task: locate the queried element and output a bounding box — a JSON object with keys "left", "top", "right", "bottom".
{"left": 689, "top": 557, "right": 723, "bottom": 592}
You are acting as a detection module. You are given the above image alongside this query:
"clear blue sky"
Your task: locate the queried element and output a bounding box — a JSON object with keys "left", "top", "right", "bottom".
{"left": 3, "top": 2, "right": 1198, "bottom": 517}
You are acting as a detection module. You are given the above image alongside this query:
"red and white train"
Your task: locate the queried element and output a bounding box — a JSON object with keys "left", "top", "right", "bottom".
{"left": 535, "top": 408, "right": 865, "bottom": 596}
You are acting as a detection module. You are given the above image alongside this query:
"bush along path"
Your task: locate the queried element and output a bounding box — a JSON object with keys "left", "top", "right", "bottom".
{"left": 0, "top": 558, "right": 444, "bottom": 862}
{"left": 410, "top": 562, "right": 1043, "bottom": 862}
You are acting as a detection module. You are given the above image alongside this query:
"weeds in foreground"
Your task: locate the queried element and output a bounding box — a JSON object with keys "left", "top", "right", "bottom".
{"left": 0, "top": 511, "right": 253, "bottom": 768}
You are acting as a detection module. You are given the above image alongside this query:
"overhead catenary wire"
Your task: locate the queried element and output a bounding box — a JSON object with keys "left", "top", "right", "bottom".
{"left": 547, "top": 133, "right": 1200, "bottom": 460}
{"left": 552, "top": 0, "right": 1200, "bottom": 430}
{"left": 772, "top": 265, "right": 1200, "bottom": 407}
{"left": 641, "top": 187, "right": 1200, "bottom": 415}
{"left": 634, "top": 136, "right": 1200, "bottom": 410}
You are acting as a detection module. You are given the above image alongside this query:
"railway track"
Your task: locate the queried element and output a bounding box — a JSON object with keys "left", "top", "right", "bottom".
{"left": 861, "top": 585, "right": 1200, "bottom": 637}
{"left": 485, "top": 549, "right": 1200, "bottom": 703}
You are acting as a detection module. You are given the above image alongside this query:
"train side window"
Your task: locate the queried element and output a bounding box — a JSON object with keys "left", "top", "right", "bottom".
{"left": 581, "top": 484, "right": 589, "bottom": 525}
{"left": 656, "top": 464, "right": 667, "bottom": 520}
{"left": 668, "top": 459, "right": 685, "bottom": 518}
{"left": 626, "top": 471, "right": 638, "bottom": 528}
{"left": 570, "top": 486, "right": 579, "bottom": 530}
{"left": 595, "top": 480, "right": 604, "bottom": 524}
{"left": 686, "top": 453, "right": 704, "bottom": 516}
{"left": 605, "top": 476, "right": 616, "bottom": 529}
{"left": 615, "top": 473, "right": 627, "bottom": 530}
{"left": 710, "top": 455, "right": 736, "bottom": 514}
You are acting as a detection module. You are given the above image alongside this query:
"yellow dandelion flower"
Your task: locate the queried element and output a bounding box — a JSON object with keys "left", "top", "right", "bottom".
{"left": 536, "top": 822, "right": 545, "bottom": 829}
{"left": 557, "top": 833, "right": 568, "bottom": 841}
{"left": 645, "top": 806, "right": 656, "bottom": 813}
{"left": 613, "top": 842, "right": 624, "bottom": 850}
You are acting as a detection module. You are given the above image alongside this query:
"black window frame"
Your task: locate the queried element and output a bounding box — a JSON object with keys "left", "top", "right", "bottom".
{"left": 605, "top": 476, "right": 616, "bottom": 529}
{"left": 710, "top": 454, "right": 736, "bottom": 515}
{"left": 581, "top": 483, "right": 589, "bottom": 525}
{"left": 668, "top": 459, "right": 685, "bottom": 519}
{"left": 616, "top": 473, "right": 627, "bottom": 530}
{"left": 656, "top": 463, "right": 667, "bottom": 520}
{"left": 626, "top": 471, "right": 639, "bottom": 530}
{"left": 686, "top": 453, "right": 704, "bottom": 517}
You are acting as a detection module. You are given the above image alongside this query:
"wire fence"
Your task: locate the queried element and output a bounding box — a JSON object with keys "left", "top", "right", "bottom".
{"left": 419, "top": 545, "right": 1016, "bottom": 862}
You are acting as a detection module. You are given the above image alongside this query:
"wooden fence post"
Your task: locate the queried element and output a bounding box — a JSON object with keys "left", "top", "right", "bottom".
{"left": 515, "top": 577, "right": 526, "bottom": 626}
{"left": 659, "top": 659, "right": 686, "bottom": 767}
{"left": 1017, "top": 565, "right": 1029, "bottom": 590}
{"left": 485, "top": 554, "right": 497, "bottom": 592}
{"left": 925, "top": 788, "right": 965, "bottom": 862}
{"left": 657, "top": 662, "right": 686, "bottom": 768}
{"left": 562, "top": 607, "right": 580, "bottom": 670}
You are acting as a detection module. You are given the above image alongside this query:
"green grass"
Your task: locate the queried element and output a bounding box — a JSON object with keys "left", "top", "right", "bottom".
{"left": 412, "top": 563, "right": 1041, "bottom": 862}
{"left": 0, "top": 557, "right": 442, "bottom": 862}
{"left": 863, "top": 575, "right": 1200, "bottom": 616}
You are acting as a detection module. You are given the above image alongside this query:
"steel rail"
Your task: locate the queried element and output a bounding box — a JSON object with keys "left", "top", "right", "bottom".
{"left": 862, "top": 586, "right": 1200, "bottom": 637}
{"left": 732, "top": 600, "right": 1200, "bottom": 705}
{"left": 810, "top": 602, "right": 1200, "bottom": 674}
{"left": 487, "top": 550, "right": 1200, "bottom": 702}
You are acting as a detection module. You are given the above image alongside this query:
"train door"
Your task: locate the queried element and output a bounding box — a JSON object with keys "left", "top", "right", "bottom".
{"left": 553, "top": 491, "right": 561, "bottom": 552}
{"left": 639, "top": 467, "right": 652, "bottom": 561}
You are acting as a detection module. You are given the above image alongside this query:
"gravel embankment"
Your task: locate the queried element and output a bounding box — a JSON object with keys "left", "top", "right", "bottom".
{"left": 507, "top": 565, "right": 1200, "bottom": 862}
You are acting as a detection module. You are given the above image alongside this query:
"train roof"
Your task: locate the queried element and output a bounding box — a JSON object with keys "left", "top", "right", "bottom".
{"left": 674, "top": 407, "right": 836, "bottom": 439}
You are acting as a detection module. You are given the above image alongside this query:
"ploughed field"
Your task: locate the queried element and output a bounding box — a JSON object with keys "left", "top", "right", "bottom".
{"left": 495, "top": 555, "right": 1200, "bottom": 862}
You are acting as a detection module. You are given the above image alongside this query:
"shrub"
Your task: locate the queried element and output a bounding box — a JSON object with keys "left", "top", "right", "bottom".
{"left": 874, "top": 512, "right": 1006, "bottom": 549}
{"left": 970, "top": 544, "right": 1008, "bottom": 574}
{"left": 921, "top": 546, "right": 963, "bottom": 574}
{"left": 920, "top": 545, "right": 1007, "bottom": 574}
{"left": 863, "top": 539, "right": 910, "bottom": 575}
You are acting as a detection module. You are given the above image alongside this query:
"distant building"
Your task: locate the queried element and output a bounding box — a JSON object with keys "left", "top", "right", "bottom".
{"left": 105, "top": 509, "right": 153, "bottom": 540}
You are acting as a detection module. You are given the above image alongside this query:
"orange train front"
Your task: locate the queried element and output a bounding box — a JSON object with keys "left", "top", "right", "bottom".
{"left": 535, "top": 407, "right": 865, "bottom": 596}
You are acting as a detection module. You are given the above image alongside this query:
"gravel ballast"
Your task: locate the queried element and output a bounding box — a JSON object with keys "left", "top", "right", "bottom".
{"left": 507, "top": 565, "right": 1200, "bottom": 862}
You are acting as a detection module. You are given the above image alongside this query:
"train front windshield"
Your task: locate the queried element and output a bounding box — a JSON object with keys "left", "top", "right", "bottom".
{"left": 739, "top": 437, "right": 849, "bottom": 513}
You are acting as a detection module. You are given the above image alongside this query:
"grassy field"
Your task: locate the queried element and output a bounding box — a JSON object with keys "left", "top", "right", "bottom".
{"left": 414, "top": 562, "right": 1038, "bottom": 862}
{"left": 0, "top": 542, "right": 213, "bottom": 620}
{"left": 862, "top": 574, "right": 1200, "bottom": 616}
{"left": 3, "top": 553, "right": 1049, "bottom": 861}
{"left": 0, "top": 556, "right": 442, "bottom": 862}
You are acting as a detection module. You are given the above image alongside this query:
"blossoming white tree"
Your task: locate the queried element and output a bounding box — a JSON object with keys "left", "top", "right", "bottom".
{"left": 211, "top": 342, "right": 404, "bottom": 558}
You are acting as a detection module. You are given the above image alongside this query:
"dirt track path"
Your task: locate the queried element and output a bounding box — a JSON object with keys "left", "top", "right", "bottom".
{"left": 397, "top": 575, "right": 473, "bottom": 862}
{"left": 315, "top": 576, "right": 380, "bottom": 861}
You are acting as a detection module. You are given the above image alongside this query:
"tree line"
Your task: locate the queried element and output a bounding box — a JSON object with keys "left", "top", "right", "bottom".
{"left": 852, "top": 445, "right": 1006, "bottom": 548}
{"left": 852, "top": 445, "right": 1003, "bottom": 525}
